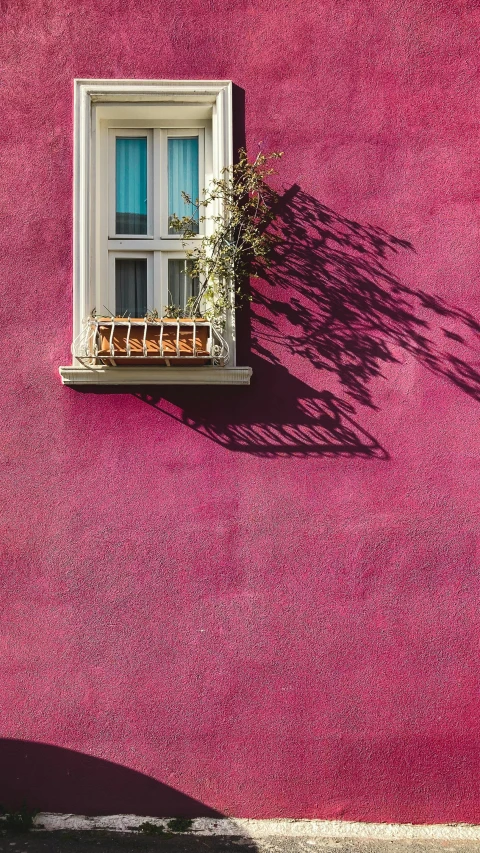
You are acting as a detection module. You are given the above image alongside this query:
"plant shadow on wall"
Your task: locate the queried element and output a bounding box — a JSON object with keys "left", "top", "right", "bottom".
{"left": 135, "top": 184, "right": 480, "bottom": 458}
{"left": 257, "top": 185, "right": 480, "bottom": 411}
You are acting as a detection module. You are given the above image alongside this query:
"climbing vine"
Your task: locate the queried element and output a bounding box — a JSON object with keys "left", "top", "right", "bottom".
{"left": 167, "top": 147, "right": 283, "bottom": 326}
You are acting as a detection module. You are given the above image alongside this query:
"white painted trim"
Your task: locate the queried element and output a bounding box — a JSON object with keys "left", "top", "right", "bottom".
{"left": 34, "top": 814, "right": 480, "bottom": 841}
{"left": 76, "top": 79, "right": 233, "bottom": 102}
{"left": 73, "top": 80, "right": 91, "bottom": 351}
{"left": 59, "top": 366, "right": 252, "bottom": 385}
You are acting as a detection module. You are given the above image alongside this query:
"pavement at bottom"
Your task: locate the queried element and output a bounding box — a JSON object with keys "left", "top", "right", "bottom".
{"left": 1, "top": 833, "right": 480, "bottom": 853}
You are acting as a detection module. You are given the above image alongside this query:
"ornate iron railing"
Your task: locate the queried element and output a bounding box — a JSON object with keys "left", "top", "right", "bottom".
{"left": 72, "top": 317, "right": 230, "bottom": 367}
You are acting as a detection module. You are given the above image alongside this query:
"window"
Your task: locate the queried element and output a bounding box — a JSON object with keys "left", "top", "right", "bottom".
{"left": 59, "top": 80, "right": 252, "bottom": 386}
{"left": 103, "top": 125, "right": 205, "bottom": 317}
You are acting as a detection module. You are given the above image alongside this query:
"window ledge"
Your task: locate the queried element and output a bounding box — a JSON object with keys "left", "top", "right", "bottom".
{"left": 59, "top": 365, "right": 252, "bottom": 386}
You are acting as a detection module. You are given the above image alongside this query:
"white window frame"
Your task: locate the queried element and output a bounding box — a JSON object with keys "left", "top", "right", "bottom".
{"left": 59, "top": 79, "right": 252, "bottom": 386}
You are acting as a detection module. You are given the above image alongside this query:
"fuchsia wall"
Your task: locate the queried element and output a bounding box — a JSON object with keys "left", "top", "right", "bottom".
{"left": 1, "top": 0, "right": 480, "bottom": 824}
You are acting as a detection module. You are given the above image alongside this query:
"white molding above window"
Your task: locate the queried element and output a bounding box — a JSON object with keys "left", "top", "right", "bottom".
{"left": 59, "top": 78, "right": 252, "bottom": 386}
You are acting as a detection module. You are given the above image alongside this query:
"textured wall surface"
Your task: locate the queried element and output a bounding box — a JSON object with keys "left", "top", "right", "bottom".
{"left": 1, "top": 0, "right": 480, "bottom": 823}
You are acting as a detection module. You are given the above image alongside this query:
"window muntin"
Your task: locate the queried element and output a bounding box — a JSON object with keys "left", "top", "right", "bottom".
{"left": 110, "top": 255, "right": 201, "bottom": 318}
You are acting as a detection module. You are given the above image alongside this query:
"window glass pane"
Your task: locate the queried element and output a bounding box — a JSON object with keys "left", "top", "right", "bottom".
{"left": 115, "top": 258, "right": 147, "bottom": 316}
{"left": 116, "top": 137, "right": 147, "bottom": 234}
{"left": 168, "top": 259, "right": 199, "bottom": 313}
{"left": 168, "top": 137, "right": 199, "bottom": 234}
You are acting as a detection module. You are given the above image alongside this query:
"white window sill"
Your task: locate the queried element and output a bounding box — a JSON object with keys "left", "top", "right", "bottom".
{"left": 59, "top": 365, "right": 252, "bottom": 386}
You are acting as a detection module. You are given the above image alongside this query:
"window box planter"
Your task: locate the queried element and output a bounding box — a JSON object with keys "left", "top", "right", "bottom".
{"left": 72, "top": 316, "right": 229, "bottom": 367}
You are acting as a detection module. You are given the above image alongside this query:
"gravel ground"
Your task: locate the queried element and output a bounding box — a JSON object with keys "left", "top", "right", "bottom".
{"left": 1, "top": 833, "right": 480, "bottom": 853}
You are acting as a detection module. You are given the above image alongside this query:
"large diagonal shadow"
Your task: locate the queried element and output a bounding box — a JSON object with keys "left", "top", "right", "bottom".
{"left": 135, "top": 359, "right": 388, "bottom": 458}
{"left": 257, "top": 185, "right": 480, "bottom": 410}
{"left": 76, "top": 184, "right": 480, "bottom": 458}
{"left": 134, "top": 185, "right": 479, "bottom": 456}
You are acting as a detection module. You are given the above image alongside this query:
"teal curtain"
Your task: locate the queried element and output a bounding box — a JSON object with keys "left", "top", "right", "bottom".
{"left": 116, "top": 137, "right": 147, "bottom": 234}
{"left": 168, "top": 137, "right": 199, "bottom": 233}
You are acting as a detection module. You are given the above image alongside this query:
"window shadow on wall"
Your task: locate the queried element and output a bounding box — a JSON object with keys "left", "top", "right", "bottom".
{"left": 135, "top": 364, "right": 388, "bottom": 459}
{"left": 135, "top": 185, "right": 480, "bottom": 456}
{"left": 77, "top": 183, "right": 480, "bottom": 457}
{"left": 0, "top": 738, "right": 222, "bottom": 819}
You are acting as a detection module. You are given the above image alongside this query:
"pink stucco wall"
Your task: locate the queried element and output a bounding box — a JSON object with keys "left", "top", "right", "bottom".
{"left": 1, "top": 0, "right": 480, "bottom": 823}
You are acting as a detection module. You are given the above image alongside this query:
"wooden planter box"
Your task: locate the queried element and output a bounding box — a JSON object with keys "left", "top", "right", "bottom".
{"left": 94, "top": 318, "right": 212, "bottom": 366}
